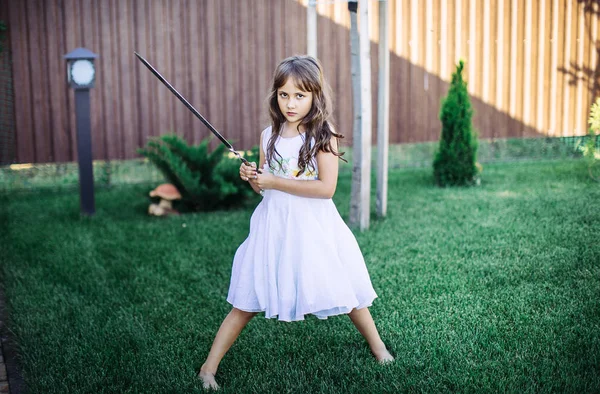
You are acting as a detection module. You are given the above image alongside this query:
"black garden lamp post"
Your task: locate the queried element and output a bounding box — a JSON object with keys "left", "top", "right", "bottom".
{"left": 64, "top": 47, "right": 98, "bottom": 215}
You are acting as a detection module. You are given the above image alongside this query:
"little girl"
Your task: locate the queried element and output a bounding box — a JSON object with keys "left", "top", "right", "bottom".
{"left": 198, "top": 55, "right": 393, "bottom": 390}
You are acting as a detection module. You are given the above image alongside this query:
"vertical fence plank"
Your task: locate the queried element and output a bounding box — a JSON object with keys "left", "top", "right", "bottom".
{"left": 92, "top": 0, "right": 109, "bottom": 159}
{"left": 425, "top": 0, "right": 433, "bottom": 141}
{"left": 440, "top": 0, "right": 448, "bottom": 81}
{"left": 416, "top": 0, "right": 428, "bottom": 141}
{"left": 63, "top": 0, "right": 81, "bottom": 161}
{"left": 571, "top": 0, "right": 580, "bottom": 135}
{"left": 561, "top": 0, "right": 572, "bottom": 136}
{"left": 46, "top": 0, "right": 70, "bottom": 163}
{"left": 250, "top": 3, "right": 263, "bottom": 133}
{"left": 581, "top": 3, "right": 592, "bottom": 131}
{"left": 164, "top": 1, "right": 176, "bottom": 135}
{"left": 118, "top": 0, "right": 135, "bottom": 158}
{"left": 28, "top": 0, "right": 51, "bottom": 162}
{"left": 508, "top": 0, "right": 518, "bottom": 137}
{"left": 482, "top": 0, "right": 490, "bottom": 104}
{"left": 98, "top": 0, "right": 113, "bottom": 159}
{"left": 257, "top": 1, "right": 270, "bottom": 129}
{"left": 570, "top": 0, "right": 582, "bottom": 136}
{"left": 112, "top": 0, "right": 125, "bottom": 157}
{"left": 493, "top": 0, "right": 503, "bottom": 138}
{"left": 190, "top": 0, "right": 204, "bottom": 145}
{"left": 323, "top": 3, "right": 340, "bottom": 141}
{"left": 335, "top": 2, "right": 351, "bottom": 142}
{"left": 528, "top": 0, "right": 538, "bottom": 135}
{"left": 237, "top": 0, "right": 249, "bottom": 149}
{"left": 90, "top": 0, "right": 107, "bottom": 160}
{"left": 468, "top": 0, "right": 479, "bottom": 134}
{"left": 156, "top": 1, "right": 168, "bottom": 137}
{"left": 586, "top": 0, "right": 598, "bottom": 122}
{"left": 548, "top": 0, "right": 559, "bottom": 135}
{"left": 554, "top": 0, "right": 566, "bottom": 135}
{"left": 97, "top": 1, "right": 123, "bottom": 159}
{"left": 496, "top": 0, "right": 509, "bottom": 138}
{"left": 369, "top": 1, "right": 379, "bottom": 146}
{"left": 399, "top": 0, "right": 410, "bottom": 143}
{"left": 492, "top": 0, "right": 509, "bottom": 137}
{"left": 134, "top": 0, "right": 150, "bottom": 149}
{"left": 219, "top": 0, "right": 233, "bottom": 147}
{"left": 145, "top": 0, "right": 158, "bottom": 141}
{"left": 468, "top": 0, "right": 475, "bottom": 93}
{"left": 450, "top": 0, "right": 457, "bottom": 72}
{"left": 169, "top": 0, "right": 182, "bottom": 138}
{"left": 586, "top": 2, "right": 594, "bottom": 129}
{"left": 546, "top": 1, "right": 556, "bottom": 135}
{"left": 575, "top": 1, "right": 586, "bottom": 135}
{"left": 11, "top": 0, "right": 34, "bottom": 162}
{"left": 523, "top": 0, "right": 532, "bottom": 133}
{"left": 537, "top": 0, "right": 547, "bottom": 134}
{"left": 79, "top": 0, "right": 103, "bottom": 160}
{"left": 204, "top": 0, "right": 221, "bottom": 140}
{"left": 182, "top": 0, "right": 194, "bottom": 144}
{"left": 407, "top": 0, "right": 416, "bottom": 142}
{"left": 515, "top": 0, "right": 525, "bottom": 136}
{"left": 388, "top": 0, "right": 399, "bottom": 144}
{"left": 478, "top": 0, "right": 492, "bottom": 139}
{"left": 434, "top": 0, "right": 442, "bottom": 141}
{"left": 488, "top": 0, "right": 497, "bottom": 116}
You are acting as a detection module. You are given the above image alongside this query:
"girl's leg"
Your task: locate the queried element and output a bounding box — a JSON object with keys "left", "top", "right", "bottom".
{"left": 198, "top": 308, "right": 258, "bottom": 389}
{"left": 348, "top": 307, "right": 395, "bottom": 363}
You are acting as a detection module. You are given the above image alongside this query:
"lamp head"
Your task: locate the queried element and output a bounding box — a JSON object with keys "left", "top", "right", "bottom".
{"left": 64, "top": 48, "right": 98, "bottom": 89}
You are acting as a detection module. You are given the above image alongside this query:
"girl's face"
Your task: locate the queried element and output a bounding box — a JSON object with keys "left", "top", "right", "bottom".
{"left": 277, "top": 78, "right": 313, "bottom": 128}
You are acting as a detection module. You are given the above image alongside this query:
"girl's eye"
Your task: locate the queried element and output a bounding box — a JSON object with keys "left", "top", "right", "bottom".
{"left": 279, "top": 92, "right": 288, "bottom": 98}
{"left": 296, "top": 94, "right": 304, "bottom": 99}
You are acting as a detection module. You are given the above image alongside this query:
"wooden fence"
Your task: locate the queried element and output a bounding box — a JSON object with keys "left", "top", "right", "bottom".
{"left": 0, "top": 0, "right": 598, "bottom": 164}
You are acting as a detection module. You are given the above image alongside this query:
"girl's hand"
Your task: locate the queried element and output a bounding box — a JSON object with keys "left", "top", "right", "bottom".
{"left": 239, "top": 162, "right": 258, "bottom": 181}
{"left": 252, "top": 171, "right": 277, "bottom": 190}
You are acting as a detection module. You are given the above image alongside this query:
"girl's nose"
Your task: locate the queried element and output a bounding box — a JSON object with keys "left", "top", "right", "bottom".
{"left": 287, "top": 100, "right": 296, "bottom": 109}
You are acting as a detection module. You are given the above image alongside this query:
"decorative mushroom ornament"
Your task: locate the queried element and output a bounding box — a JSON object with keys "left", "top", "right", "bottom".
{"left": 148, "top": 184, "right": 181, "bottom": 216}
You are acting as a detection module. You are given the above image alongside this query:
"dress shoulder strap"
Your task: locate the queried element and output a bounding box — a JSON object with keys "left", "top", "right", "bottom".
{"left": 261, "top": 126, "right": 273, "bottom": 152}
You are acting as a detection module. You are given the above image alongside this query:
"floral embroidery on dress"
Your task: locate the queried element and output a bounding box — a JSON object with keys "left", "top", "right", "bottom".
{"left": 268, "top": 156, "right": 318, "bottom": 180}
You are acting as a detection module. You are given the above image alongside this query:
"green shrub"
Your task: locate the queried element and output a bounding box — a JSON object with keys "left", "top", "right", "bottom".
{"left": 137, "top": 134, "right": 259, "bottom": 211}
{"left": 433, "top": 60, "right": 479, "bottom": 186}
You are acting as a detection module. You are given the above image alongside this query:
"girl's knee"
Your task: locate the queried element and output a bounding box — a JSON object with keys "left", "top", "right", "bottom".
{"left": 231, "top": 308, "right": 258, "bottom": 320}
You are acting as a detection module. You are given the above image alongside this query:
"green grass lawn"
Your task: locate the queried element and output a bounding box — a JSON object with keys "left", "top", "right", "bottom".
{"left": 1, "top": 159, "right": 599, "bottom": 393}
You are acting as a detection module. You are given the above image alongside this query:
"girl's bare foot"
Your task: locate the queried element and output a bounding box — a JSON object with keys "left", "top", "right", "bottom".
{"left": 198, "top": 366, "right": 220, "bottom": 390}
{"left": 372, "top": 346, "right": 395, "bottom": 364}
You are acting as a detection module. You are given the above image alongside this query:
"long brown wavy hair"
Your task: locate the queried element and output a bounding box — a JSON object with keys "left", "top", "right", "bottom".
{"left": 266, "top": 55, "right": 345, "bottom": 176}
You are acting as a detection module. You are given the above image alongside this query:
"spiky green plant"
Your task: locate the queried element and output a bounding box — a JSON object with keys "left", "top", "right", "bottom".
{"left": 433, "top": 60, "right": 479, "bottom": 187}
{"left": 137, "top": 134, "right": 259, "bottom": 211}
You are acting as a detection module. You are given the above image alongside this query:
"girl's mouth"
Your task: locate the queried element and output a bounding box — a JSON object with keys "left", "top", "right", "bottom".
{"left": 286, "top": 112, "right": 297, "bottom": 117}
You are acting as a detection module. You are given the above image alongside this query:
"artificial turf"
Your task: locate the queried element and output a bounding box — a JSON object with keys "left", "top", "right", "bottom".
{"left": 1, "top": 159, "right": 599, "bottom": 393}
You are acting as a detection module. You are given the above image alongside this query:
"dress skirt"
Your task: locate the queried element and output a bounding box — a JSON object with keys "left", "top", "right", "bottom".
{"left": 226, "top": 189, "right": 377, "bottom": 322}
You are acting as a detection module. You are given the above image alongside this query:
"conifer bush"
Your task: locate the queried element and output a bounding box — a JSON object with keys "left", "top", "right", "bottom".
{"left": 138, "top": 134, "right": 259, "bottom": 211}
{"left": 433, "top": 60, "right": 479, "bottom": 186}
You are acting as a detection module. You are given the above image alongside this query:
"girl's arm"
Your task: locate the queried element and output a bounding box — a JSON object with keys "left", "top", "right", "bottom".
{"left": 254, "top": 138, "right": 340, "bottom": 199}
{"left": 242, "top": 130, "right": 267, "bottom": 195}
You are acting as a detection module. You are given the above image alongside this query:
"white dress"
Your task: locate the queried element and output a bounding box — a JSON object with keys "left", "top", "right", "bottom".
{"left": 227, "top": 127, "right": 377, "bottom": 322}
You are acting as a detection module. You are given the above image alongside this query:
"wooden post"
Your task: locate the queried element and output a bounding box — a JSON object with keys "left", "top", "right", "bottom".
{"left": 307, "top": 0, "right": 317, "bottom": 58}
{"left": 377, "top": 0, "right": 389, "bottom": 217}
{"left": 358, "top": 0, "right": 372, "bottom": 230}
{"left": 348, "top": 1, "right": 362, "bottom": 228}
